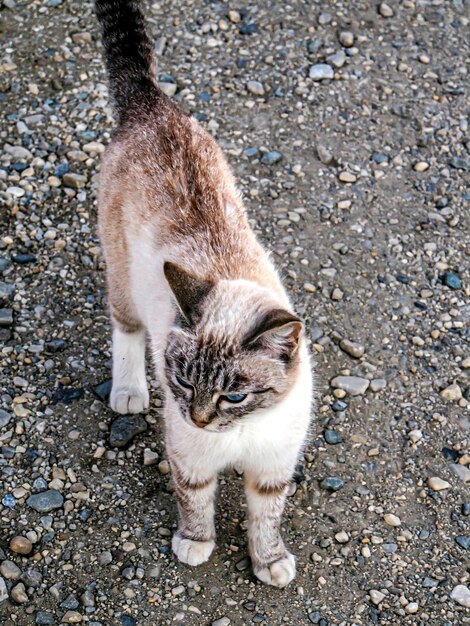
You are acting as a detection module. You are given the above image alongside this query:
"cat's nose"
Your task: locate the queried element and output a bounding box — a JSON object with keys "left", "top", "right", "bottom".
{"left": 192, "top": 419, "right": 207, "bottom": 429}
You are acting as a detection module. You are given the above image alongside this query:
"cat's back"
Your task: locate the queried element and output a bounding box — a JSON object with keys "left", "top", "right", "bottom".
{"left": 100, "top": 93, "right": 273, "bottom": 283}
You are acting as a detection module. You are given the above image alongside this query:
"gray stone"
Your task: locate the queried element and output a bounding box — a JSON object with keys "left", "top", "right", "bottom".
{"left": 339, "top": 339, "right": 364, "bottom": 358}
{"left": 309, "top": 64, "right": 334, "bottom": 81}
{"left": 379, "top": 2, "right": 394, "bottom": 17}
{"left": 0, "top": 560, "right": 21, "bottom": 580}
{"left": 0, "top": 309, "right": 13, "bottom": 327}
{"left": 324, "top": 429, "right": 342, "bottom": 445}
{"left": 0, "top": 576, "right": 6, "bottom": 603}
{"left": 98, "top": 551, "right": 113, "bottom": 565}
{"left": 0, "top": 409, "right": 12, "bottom": 429}
{"left": 317, "top": 145, "right": 333, "bottom": 165}
{"left": 212, "top": 619, "right": 231, "bottom": 626}
{"left": 370, "top": 379, "right": 387, "bottom": 392}
{"left": 21, "top": 568, "right": 42, "bottom": 588}
{"left": 369, "top": 589, "right": 386, "bottom": 605}
{"left": 246, "top": 80, "right": 265, "bottom": 96}
{"left": 260, "top": 151, "right": 282, "bottom": 165}
{"left": 331, "top": 376, "right": 370, "bottom": 395}
{"left": 327, "top": 51, "right": 347, "bottom": 69}
{"left": 11, "top": 582, "right": 28, "bottom": 603}
{"left": 451, "top": 585, "right": 470, "bottom": 608}
{"left": 109, "top": 415, "right": 148, "bottom": 448}
{"left": 35, "top": 612, "right": 55, "bottom": 625}
{"left": 62, "top": 173, "right": 87, "bottom": 188}
{"left": 455, "top": 535, "right": 470, "bottom": 550}
{"left": 27, "top": 489, "right": 64, "bottom": 513}
{"left": 450, "top": 463, "right": 470, "bottom": 483}
{"left": 321, "top": 476, "right": 344, "bottom": 491}
{"left": 0, "top": 281, "right": 15, "bottom": 303}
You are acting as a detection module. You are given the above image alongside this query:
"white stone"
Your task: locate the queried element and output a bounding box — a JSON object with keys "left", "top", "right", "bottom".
{"left": 369, "top": 589, "right": 386, "bottom": 605}
{"left": 246, "top": 80, "right": 265, "bottom": 96}
{"left": 428, "top": 476, "right": 451, "bottom": 491}
{"left": 450, "top": 463, "right": 470, "bottom": 483}
{"left": 384, "top": 513, "right": 401, "bottom": 527}
{"left": 309, "top": 64, "right": 334, "bottom": 81}
{"left": 451, "top": 584, "right": 470, "bottom": 608}
{"left": 408, "top": 429, "right": 423, "bottom": 443}
{"left": 331, "top": 376, "right": 370, "bottom": 396}
{"left": 0, "top": 577, "right": 7, "bottom": 603}
{"left": 440, "top": 383, "right": 462, "bottom": 401}
{"left": 159, "top": 82, "right": 177, "bottom": 97}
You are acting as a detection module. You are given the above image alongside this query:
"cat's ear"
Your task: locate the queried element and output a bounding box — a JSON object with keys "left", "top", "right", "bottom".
{"left": 164, "top": 261, "right": 214, "bottom": 324}
{"left": 244, "top": 308, "right": 303, "bottom": 360}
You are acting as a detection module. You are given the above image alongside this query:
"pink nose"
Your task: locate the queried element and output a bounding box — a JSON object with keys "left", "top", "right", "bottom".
{"left": 192, "top": 419, "right": 207, "bottom": 429}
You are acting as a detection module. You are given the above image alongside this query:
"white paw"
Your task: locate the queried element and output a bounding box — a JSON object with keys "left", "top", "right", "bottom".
{"left": 254, "top": 552, "right": 296, "bottom": 588}
{"left": 172, "top": 535, "right": 215, "bottom": 566}
{"left": 110, "top": 386, "right": 149, "bottom": 414}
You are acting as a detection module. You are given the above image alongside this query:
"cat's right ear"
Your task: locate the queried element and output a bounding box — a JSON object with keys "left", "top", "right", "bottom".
{"left": 164, "top": 261, "right": 214, "bottom": 324}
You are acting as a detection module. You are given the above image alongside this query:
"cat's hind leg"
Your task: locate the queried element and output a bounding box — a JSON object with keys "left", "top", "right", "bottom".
{"left": 110, "top": 313, "right": 149, "bottom": 414}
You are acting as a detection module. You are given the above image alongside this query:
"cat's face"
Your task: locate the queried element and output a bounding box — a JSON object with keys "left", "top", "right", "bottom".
{"left": 163, "top": 262, "right": 302, "bottom": 432}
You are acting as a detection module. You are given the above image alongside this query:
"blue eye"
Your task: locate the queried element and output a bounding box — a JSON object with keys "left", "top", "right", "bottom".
{"left": 224, "top": 393, "right": 247, "bottom": 403}
{"left": 176, "top": 375, "right": 193, "bottom": 390}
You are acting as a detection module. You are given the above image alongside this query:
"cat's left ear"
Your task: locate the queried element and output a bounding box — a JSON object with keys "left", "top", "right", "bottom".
{"left": 244, "top": 308, "right": 303, "bottom": 360}
{"left": 164, "top": 261, "right": 214, "bottom": 324}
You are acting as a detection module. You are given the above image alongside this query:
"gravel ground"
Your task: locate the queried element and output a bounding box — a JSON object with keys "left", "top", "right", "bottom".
{"left": 1, "top": 0, "right": 469, "bottom": 624}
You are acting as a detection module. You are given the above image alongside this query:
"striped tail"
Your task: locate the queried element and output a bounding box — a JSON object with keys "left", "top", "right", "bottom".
{"left": 95, "top": 0, "right": 158, "bottom": 120}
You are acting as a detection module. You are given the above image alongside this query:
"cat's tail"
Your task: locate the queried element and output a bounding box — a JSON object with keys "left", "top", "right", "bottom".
{"left": 95, "top": 0, "right": 159, "bottom": 119}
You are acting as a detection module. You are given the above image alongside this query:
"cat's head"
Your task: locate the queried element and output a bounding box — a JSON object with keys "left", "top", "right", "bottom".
{"left": 163, "top": 262, "right": 303, "bottom": 432}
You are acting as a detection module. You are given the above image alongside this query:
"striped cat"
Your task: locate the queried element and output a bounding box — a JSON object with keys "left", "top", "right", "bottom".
{"left": 95, "top": 0, "right": 314, "bottom": 587}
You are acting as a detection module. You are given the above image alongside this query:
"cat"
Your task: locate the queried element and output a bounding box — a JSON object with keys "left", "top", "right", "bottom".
{"left": 95, "top": 0, "right": 314, "bottom": 587}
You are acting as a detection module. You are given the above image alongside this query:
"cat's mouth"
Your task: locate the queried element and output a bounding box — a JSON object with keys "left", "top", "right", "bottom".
{"left": 185, "top": 415, "right": 232, "bottom": 433}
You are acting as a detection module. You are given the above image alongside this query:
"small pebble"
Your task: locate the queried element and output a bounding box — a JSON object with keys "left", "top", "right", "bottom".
{"left": 369, "top": 589, "right": 386, "bottom": 605}
{"left": 27, "top": 489, "right": 64, "bottom": 512}
{"left": 9, "top": 536, "right": 33, "bottom": 555}
{"left": 339, "top": 31, "right": 354, "bottom": 47}
{"left": 414, "top": 161, "right": 429, "bottom": 172}
{"left": 109, "top": 415, "right": 148, "bottom": 448}
{"left": 309, "top": 64, "right": 334, "bottom": 81}
{"left": 324, "top": 429, "right": 342, "bottom": 445}
{"left": 384, "top": 514, "right": 401, "bottom": 527}
{"left": 339, "top": 339, "right": 364, "bottom": 359}
{"left": 428, "top": 477, "right": 451, "bottom": 491}
{"left": 440, "top": 384, "right": 462, "bottom": 401}
{"left": 338, "top": 171, "right": 357, "bottom": 183}
{"left": 321, "top": 477, "right": 344, "bottom": 491}
{"left": 246, "top": 80, "right": 264, "bottom": 96}
{"left": 331, "top": 376, "right": 370, "bottom": 396}
{"left": 11, "top": 582, "right": 28, "bottom": 603}
{"left": 0, "top": 561, "right": 21, "bottom": 580}
{"left": 451, "top": 584, "right": 470, "bottom": 608}
{"left": 379, "top": 2, "right": 394, "bottom": 17}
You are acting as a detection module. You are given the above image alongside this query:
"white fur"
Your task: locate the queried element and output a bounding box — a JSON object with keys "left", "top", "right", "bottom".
{"left": 164, "top": 341, "right": 312, "bottom": 479}
{"left": 110, "top": 327, "right": 149, "bottom": 414}
{"left": 255, "top": 553, "right": 296, "bottom": 588}
{"left": 172, "top": 536, "right": 215, "bottom": 566}
{"left": 112, "top": 222, "right": 314, "bottom": 587}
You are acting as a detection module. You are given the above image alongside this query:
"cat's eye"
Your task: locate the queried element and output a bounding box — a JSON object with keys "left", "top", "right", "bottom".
{"left": 223, "top": 393, "right": 247, "bottom": 404}
{"left": 176, "top": 375, "right": 193, "bottom": 390}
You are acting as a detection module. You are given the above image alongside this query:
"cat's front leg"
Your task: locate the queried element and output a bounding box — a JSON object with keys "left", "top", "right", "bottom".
{"left": 244, "top": 471, "right": 295, "bottom": 588}
{"left": 110, "top": 325, "right": 149, "bottom": 414}
{"left": 170, "top": 459, "right": 217, "bottom": 566}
